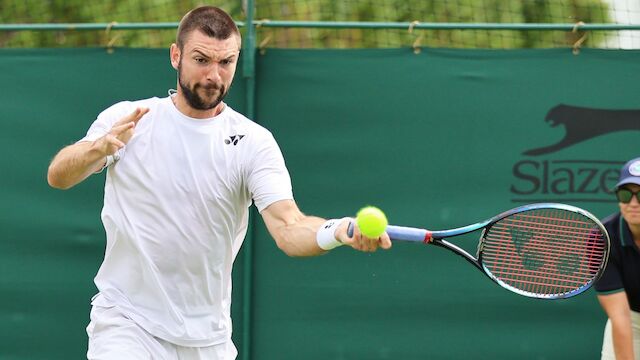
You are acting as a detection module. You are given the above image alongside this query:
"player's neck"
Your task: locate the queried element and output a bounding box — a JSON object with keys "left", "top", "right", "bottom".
{"left": 630, "top": 224, "right": 640, "bottom": 245}
{"left": 171, "top": 92, "right": 225, "bottom": 119}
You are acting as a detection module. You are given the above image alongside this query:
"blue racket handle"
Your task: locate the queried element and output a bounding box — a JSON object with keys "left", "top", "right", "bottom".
{"left": 347, "top": 222, "right": 431, "bottom": 243}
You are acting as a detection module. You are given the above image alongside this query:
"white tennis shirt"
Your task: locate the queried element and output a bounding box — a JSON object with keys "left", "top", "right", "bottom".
{"left": 80, "top": 96, "right": 293, "bottom": 346}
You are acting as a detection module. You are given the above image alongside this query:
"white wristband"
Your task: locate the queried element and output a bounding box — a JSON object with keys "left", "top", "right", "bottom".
{"left": 105, "top": 154, "right": 117, "bottom": 167}
{"left": 98, "top": 151, "right": 121, "bottom": 173}
{"left": 316, "top": 217, "right": 350, "bottom": 250}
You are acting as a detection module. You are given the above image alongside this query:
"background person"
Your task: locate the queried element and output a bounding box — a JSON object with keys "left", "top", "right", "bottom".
{"left": 595, "top": 157, "right": 640, "bottom": 360}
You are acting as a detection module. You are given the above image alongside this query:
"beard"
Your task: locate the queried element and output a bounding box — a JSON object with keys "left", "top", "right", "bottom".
{"left": 177, "top": 63, "right": 228, "bottom": 111}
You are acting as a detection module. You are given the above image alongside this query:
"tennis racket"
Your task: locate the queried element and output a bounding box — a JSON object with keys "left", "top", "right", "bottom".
{"left": 349, "top": 203, "right": 609, "bottom": 299}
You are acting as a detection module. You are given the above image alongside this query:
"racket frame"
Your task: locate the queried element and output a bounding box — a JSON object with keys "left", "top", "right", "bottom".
{"left": 386, "top": 203, "right": 610, "bottom": 299}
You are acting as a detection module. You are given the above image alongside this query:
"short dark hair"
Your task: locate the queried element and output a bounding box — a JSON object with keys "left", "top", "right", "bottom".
{"left": 176, "top": 6, "right": 240, "bottom": 49}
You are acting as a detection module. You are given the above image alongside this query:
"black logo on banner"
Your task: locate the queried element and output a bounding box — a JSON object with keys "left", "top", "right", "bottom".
{"left": 510, "top": 104, "right": 638, "bottom": 203}
{"left": 511, "top": 159, "right": 621, "bottom": 203}
{"left": 524, "top": 104, "right": 640, "bottom": 156}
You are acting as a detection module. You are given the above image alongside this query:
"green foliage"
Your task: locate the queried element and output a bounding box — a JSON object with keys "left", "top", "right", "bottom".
{"left": 0, "top": 0, "right": 613, "bottom": 48}
{"left": 0, "top": 0, "right": 243, "bottom": 47}
{"left": 254, "top": 0, "right": 613, "bottom": 48}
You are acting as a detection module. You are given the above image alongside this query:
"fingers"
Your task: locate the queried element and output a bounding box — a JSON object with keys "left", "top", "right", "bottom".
{"left": 114, "top": 107, "right": 150, "bottom": 126}
{"left": 379, "top": 233, "right": 392, "bottom": 249}
{"left": 109, "top": 107, "right": 149, "bottom": 145}
{"left": 94, "top": 133, "right": 126, "bottom": 156}
{"left": 104, "top": 133, "right": 126, "bottom": 149}
{"left": 92, "top": 108, "right": 149, "bottom": 159}
{"left": 110, "top": 121, "right": 135, "bottom": 136}
{"left": 343, "top": 223, "right": 392, "bottom": 252}
{"left": 130, "top": 107, "right": 150, "bottom": 124}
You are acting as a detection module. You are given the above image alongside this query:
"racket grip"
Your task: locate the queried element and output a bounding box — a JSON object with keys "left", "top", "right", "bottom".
{"left": 347, "top": 222, "right": 431, "bottom": 243}
{"left": 386, "top": 225, "right": 432, "bottom": 243}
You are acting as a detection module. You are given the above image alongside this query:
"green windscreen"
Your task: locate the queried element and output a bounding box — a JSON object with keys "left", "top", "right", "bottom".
{"left": 1, "top": 47, "right": 639, "bottom": 359}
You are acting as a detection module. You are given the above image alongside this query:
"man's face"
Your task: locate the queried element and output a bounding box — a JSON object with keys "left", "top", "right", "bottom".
{"left": 619, "top": 184, "right": 640, "bottom": 227}
{"left": 173, "top": 30, "right": 240, "bottom": 110}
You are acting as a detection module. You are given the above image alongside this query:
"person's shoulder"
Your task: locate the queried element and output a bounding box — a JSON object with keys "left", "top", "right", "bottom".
{"left": 601, "top": 212, "right": 621, "bottom": 247}
{"left": 126, "top": 96, "right": 166, "bottom": 112}
{"left": 223, "top": 105, "right": 274, "bottom": 137}
{"left": 100, "top": 96, "right": 162, "bottom": 118}
{"left": 601, "top": 212, "right": 620, "bottom": 228}
{"left": 131, "top": 96, "right": 164, "bottom": 107}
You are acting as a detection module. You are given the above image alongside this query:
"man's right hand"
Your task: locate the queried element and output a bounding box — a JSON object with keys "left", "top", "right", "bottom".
{"left": 93, "top": 107, "right": 149, "bottom": 157}
{"left": 47, "top": 107, "right": 149, "bottom": 190}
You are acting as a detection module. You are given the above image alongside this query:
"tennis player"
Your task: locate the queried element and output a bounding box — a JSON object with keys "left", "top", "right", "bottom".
{"left": 47, "top": 6, "right": 391, "bottom": 360}
{"left": 595, "top": 157, "right": 640, "bottom": 360}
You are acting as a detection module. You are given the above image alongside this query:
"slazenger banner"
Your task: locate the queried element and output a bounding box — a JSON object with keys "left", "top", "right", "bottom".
{"left": 512, "top": 104, "right": 640, "bottom": 203}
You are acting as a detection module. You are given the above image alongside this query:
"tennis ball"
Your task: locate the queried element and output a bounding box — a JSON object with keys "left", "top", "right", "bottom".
{"left": 356, "top": 206, "right": 388, "bottom": 238}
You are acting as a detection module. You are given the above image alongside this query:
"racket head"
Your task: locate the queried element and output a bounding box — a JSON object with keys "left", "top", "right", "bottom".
{"left": 477, "top": 203, "right": 609, "bottom": 299}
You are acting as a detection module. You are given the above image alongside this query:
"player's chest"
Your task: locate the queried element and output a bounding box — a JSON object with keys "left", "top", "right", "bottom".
{"left": 619, "top": 247, "right": 640, "bottom": 285}
{"left": 119, "top": 127, "right": 248, "bottom": 200}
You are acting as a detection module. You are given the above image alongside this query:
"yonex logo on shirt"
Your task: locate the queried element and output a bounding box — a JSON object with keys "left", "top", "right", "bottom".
{"left": 224, "top": 135, "right": 245, "bottom": 145}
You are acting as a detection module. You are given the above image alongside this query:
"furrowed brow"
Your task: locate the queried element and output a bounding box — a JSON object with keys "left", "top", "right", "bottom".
{"left": 192, "top": 49, "right": 210, "bottom": 58}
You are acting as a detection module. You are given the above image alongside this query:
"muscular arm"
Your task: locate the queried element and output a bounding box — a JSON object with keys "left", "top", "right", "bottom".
{"left": 47, "top": 141, "right": 114, "bottom": 189}
{"left": 260, "top": 200, "right": 327, "bottom": 257}
{"left": 598, "top": 291, "right": 635, "bottom": 360}
{"left": 47, "top": 107, "right": 148, "bottom": 190}
{"left": 260, "top": 199, "right": 391, "bottom": 257}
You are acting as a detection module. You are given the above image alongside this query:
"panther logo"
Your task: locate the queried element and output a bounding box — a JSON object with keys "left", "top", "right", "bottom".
{"left": 523, "top": 104, "right": 640, "bottom": 156}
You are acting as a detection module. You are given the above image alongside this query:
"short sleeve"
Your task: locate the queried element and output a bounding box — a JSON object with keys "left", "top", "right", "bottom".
{"left": 594, "top": 250, "right": 624, "bottom": 294}
{"left": 247, "top": 133, "right": 294, "bottom": 212}
{"left": 78, "top": 101, "right": 135, "bottom": 143}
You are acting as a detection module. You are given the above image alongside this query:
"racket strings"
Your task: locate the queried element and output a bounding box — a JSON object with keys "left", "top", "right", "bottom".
{"left": 485, "top": 229, "right": 605, "bottom": 262}
{"left": 481, "top": 208, "right": 607, "bottom": 297}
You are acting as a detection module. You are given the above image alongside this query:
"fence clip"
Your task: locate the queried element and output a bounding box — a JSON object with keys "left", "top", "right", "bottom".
{"left": 572, "top": 21, "right": 588, "bottom": 55}
{"left": 105, "top": 21, "right": 120, "bottom": 54}
{"left": 409, "top": 20, "right": 422, "bottom": 54}
{"left": 256, "top": 19, "right": 271, "bottom": 55}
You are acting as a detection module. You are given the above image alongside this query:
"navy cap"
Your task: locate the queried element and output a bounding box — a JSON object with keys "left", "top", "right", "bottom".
{"left": 616, "top": 157, "right": 640, "bottom": 188}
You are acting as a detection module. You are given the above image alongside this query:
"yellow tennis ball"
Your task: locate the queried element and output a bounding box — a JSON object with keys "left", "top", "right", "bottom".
{"left": 356, "top": 206, "right": 388, "bottom": 238}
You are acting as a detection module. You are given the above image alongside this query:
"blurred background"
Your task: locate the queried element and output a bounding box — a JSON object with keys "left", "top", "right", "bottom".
{"left": 1, "top": 0, "right": 639, "bottom": 49}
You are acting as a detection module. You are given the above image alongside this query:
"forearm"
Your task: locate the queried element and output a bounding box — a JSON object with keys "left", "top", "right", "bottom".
{"left": 261, "top": 199, "right": 391, "bottom": 256}
{"left": 47, "top": 141, "right": 107, "bottom": 189}
{"left": 611, "top": 317, "right": 635, "bottom": 360}
{"left": 271, "top": 214, "right": 327, "bottom": 257}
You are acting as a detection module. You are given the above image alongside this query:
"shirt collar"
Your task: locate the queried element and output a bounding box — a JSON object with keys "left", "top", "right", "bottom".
{"left": 619, "top": 215, "right": 634, "bottom": 247}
